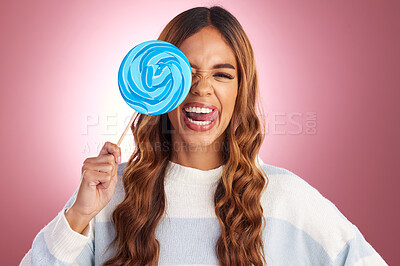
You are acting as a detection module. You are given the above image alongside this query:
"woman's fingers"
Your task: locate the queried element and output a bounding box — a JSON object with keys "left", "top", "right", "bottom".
{"left": 98, "top": 141, "right": 121, "bottom": 164}
{"left": 72, "top": 141, "right": 121, "bottom": 220}
{"left": 83, "top": 155, "right": 117, "bottom": 175}
{"left": 82, "top": 162, "right": 114, "bottom": 174}
{"left": 84, "top": 154, "right": 115, "bottom": 164}
{"left": 82, "top": 169, "right": 113, "bottom": 189}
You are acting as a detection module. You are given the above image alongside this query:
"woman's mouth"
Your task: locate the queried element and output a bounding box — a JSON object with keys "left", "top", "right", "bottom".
{"left": 181, "top": 104, "right": 218, "bottom": 131}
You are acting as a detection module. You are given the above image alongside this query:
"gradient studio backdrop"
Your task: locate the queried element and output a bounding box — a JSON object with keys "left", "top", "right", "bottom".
{"left": 0, "top": 0, "right": 398, "bottom": 264}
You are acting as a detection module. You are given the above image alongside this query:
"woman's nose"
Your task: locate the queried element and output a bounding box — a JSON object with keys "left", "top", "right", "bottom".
{"left": 190, "top": 76, "right": 213, "bottom": 96}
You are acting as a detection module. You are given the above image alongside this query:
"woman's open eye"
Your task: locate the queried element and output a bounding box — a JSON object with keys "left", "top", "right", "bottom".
{"left": 214, "top": 73, "right": 234, "bottom": 79}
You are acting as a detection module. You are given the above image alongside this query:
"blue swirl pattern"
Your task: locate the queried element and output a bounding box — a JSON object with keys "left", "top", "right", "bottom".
{"left": 118, "top": 40, "right": 192, "bottom": 115}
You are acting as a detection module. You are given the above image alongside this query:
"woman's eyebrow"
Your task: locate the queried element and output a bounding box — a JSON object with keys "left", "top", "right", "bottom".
{"left": 190, "top": 63, "right": 235, "bottom": 70}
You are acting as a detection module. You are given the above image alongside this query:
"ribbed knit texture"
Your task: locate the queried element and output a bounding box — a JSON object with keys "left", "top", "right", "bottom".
{"left": 20, "top": 156, "right": 388, "bottom": 266}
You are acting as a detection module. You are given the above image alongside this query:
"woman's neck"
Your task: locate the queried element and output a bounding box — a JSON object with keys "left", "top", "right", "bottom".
{"left": 170, "top": 141, "right": 224, "bottom": 171}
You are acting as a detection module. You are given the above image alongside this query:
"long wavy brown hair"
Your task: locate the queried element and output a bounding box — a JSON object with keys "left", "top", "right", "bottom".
{"left": 103, "top": 5, "right": 269, "bottom": 266}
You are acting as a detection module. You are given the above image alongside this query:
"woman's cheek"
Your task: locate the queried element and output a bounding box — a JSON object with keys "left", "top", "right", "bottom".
{"left": 167, "top": 110, "right": 178, "bottom": 129}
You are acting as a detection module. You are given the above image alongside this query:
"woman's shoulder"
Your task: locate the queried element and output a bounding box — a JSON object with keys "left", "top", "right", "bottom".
{"left": 256, "top": 156, "right": 346, "bottom": 221}
{"left": 256, "top": 157, "right": 332, "bottom": 212}
{"left": 256, "top": 156, "right": 387, "bottom": 265}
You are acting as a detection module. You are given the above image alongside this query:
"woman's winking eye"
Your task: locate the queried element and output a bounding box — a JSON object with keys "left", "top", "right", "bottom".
{"left": 191, "top": 72, "right": 234, "bottom": 80}
{"left": 214, "top": 72, "right": 234, "bottom": 79}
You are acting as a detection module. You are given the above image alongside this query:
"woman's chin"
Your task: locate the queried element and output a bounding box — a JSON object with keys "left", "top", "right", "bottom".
{"left": 181, "top": 135, "right": 216, "bottom": 148}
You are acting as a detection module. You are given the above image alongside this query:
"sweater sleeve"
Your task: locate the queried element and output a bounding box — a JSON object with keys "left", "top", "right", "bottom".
{"left": 19, "top": 188, "right": 95, "bottom": 266}
{"left": 333, "top": 223, "right": 388, "bottom": 266}
{"left": 258, "top": 160, "right": 389, "bottom": 266}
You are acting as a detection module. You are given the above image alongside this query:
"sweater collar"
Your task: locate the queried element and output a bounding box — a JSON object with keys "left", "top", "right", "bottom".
{"left": 166, "top": 160, "right": 224, "bottom": 185}
{"left": 165, "top": 155, "right": 264, "bottom": 185}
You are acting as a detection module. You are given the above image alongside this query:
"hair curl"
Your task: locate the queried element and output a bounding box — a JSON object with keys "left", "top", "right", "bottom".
{"left": 103, "top": 6, "right": 269, "bottom": 266}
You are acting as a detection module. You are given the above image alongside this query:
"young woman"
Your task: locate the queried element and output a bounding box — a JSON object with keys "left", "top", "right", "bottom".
{"left": 20, "top": 6, "right": 387, "bottom": 266}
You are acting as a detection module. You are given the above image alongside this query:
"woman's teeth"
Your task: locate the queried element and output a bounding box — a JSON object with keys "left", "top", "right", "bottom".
{"left": 187, "top": 117, "right": 212, "bottom": 125}
{"left": 183, "top": 106, "right": 217, "bottom": 128}
{"left": 184, "top": 107, "right": 213, "bottom": 114}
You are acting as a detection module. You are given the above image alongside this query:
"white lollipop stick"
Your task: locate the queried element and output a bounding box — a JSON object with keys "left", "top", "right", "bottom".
{"left": 117, "top": 111, "right": 139, "bottom": 147}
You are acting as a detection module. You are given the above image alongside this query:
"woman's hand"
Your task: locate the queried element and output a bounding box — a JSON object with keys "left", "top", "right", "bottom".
{"left": 66, "top": 141, "right": 121, "bottom": 234}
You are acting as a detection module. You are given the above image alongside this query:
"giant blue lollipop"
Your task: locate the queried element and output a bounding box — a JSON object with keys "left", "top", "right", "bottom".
{"left": 116, "top": 40, "right": 192, "bottom": 146}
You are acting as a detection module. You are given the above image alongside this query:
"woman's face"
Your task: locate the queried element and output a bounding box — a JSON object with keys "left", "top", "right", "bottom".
{"left": 167, "top": 26, "right": 238, "bottom": 149}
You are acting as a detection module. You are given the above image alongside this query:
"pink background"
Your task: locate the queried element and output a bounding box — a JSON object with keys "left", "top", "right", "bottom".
{"left": 1, "top": 0, "right": 398, "bottom": 264}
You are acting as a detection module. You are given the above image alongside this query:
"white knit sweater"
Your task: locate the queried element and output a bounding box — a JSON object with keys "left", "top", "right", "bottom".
{"left": 20, "top": 157, "right": 387, "bottom": 265}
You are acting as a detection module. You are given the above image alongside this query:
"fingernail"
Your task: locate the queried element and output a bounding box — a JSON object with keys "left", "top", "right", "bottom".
{"left": 118, "top": 156, "right": 121, "bottom": 164}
